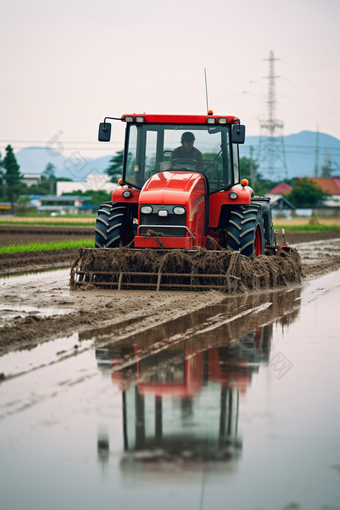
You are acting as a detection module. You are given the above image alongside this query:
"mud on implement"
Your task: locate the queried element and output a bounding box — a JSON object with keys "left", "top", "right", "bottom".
{"left": 71, "top": 112, "right": 300, "bottom": 291}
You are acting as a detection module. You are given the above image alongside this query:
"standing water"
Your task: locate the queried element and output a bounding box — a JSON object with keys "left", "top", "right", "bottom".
{"left": 1, "top": 271, "right": 340, "bottom": 510}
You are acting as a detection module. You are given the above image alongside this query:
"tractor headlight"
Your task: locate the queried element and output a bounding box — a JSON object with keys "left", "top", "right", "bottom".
{"left": 122, "top": 190, "right": 132, "bottom": 198}
{"left": 229, "top": 192, "right": 238, "bottom": 200}
{"left": 135, "top": 116, "right": 145, "bottom": 123}
{"left": 125, "top": 116, "right": 134, "bottom": 122}
{"left": 206, "top": 117, "right": 216, "bottom": 124}
{"left": 158, "top": 210, "right": 168, "bottom": 217}
{"left": 218, "top": 117, "right": 228, "bottom": 124}
{"left": 173, "top": 206, "right": 185, "bottom": 215}
{"left": 141, "top": 206, "right": 153, "bottom": 214}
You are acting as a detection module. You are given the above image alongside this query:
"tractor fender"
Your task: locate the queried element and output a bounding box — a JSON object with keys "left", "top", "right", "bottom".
{"left": 251, "top": 197, "right": 274, "bottom": 246}
{"left": 111, "top": 186, "right": 140, "bottom": 221}
{"left": 112, "top": 186, "right": 140, "bottom": 203}
{"left": 209, "top": 184, "right": 253, "bottom": 228}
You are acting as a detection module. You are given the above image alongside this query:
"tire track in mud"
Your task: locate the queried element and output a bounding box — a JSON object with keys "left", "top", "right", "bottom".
{"left": 0, "top": 289, "right": 298, "bottom": 419}
{"left": 1, "top": 270, "right": 340, "bottom": 421}
{"left": 0, "top": 238, "right": 340, "bottom": 359}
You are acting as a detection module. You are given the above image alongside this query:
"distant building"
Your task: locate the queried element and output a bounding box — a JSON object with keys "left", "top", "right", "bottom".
{"left": 304, "top": 177, "right": 340, "bottom": 208}
{"left": 21, "top": 174, "right": 41, "bottom": 187}
{"left": 267, "top": 182, "right": 292, "bottom": 195}
{"left": 29, "top": 195, "right": 92, "bottom": 214}
{"left": 56, "top": 174, "right": 118, "bottom": 196}
{"left": 265, "top": 194, "right": 296, "bottom": 211}
{"left": 0, "top": 202, "right": 12, "bottom": 215}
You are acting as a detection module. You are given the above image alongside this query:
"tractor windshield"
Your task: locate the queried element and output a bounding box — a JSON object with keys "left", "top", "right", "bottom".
{"left": 124, "top": 124, "right": 237, "bottom": 193}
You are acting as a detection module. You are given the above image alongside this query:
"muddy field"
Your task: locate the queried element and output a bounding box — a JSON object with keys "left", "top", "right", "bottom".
{"left": 1, "top": 225, "right": 340, "bottom": 277}
{"left": 0, "top": 225, "right": 340, "bottom": 358}
{"left": 1, "top": 227, "right": 340, "bottom": 510}
{"left": 0, "top": 224, "right": 93, "bottom": 246}
{"left": 0, "top": 225, "right": 93, "bottom": 275}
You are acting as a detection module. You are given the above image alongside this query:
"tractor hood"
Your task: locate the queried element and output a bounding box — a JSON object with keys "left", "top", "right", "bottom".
{"left": 140, "top": 171, "right": 206, "bottom": 205}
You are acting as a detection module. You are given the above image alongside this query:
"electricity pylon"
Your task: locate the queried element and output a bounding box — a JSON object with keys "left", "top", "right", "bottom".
{"left": 258, "top": 51, "right": 288, "bottom": 180}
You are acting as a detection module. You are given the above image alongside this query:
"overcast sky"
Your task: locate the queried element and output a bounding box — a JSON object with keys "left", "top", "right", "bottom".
{"left": 1, "top": 0, "right": 340, "bottom": 159}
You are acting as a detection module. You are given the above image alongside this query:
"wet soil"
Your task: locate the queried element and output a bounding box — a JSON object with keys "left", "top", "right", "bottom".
{"left": 0, "top": 248, "right": 81, "bottom": 274}
{"left": 0, "top": 225, "right": 93, "bottom": 275}
{"left": 0, "top": 225, "right": 93, "bottom": 246}
{"left": 2, "top": 228, "right": 340, "bottom": 510}
{"left": 1, "top": 227, "right": 339, "bottom": 277}
{"left": 0, "top": 275, "right": 228, "bottom": 357}
{"left": 1, "top": 229, "right": 340, "bottom": 358}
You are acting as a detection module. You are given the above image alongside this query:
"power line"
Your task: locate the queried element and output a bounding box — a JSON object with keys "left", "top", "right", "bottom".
{"left": 281, "top": 59, "right": 340, "bottom": 105}
{"left": 1, "top": 146, "right": 122, "bottom": 151}
{"left": 241, "top": 145, "right": 340, "bottom": 156}
{"left": 243, "top": 145, "right": 340, "bottom": 152}
{"left": 0, "top": 139, "right": 122, "bottom": 145}
{"left": 281, "top": 95, "right": 317, "bottom": 122}
{"left": 281, "top": 77, "right": 340, "bottom": 120}
{"left": 277, "top": 100, "right": 340, "bottom": 139}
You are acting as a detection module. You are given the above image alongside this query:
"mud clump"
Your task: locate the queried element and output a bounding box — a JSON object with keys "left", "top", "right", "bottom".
{"left": 70, "top": 247, "right": 302, "bottom": 293}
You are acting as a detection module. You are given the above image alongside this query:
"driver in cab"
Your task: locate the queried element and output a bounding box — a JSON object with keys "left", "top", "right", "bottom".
{"left": 170, "top": 132, "right": 204, "bottom": 170}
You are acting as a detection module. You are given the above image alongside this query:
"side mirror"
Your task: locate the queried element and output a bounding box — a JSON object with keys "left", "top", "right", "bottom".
{"left": 98, "top": 122, "right": 112, "bottom": 142}
{"left": 231, "top": 124, "right": 245, "bottom": 144}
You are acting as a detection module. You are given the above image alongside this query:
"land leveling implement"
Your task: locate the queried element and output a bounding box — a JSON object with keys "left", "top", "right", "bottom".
{"left": 71, "top": 112, "right": 302, "bottom": 291}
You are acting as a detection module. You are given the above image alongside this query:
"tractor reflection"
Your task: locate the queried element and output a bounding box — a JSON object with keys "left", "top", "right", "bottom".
{"left": 93, "top": 288, "right": 301, "bottom": 471}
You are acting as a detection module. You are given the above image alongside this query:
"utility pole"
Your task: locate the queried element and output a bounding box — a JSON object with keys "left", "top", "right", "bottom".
{"left": 258, "top": 51, "right": 288, "bottom": 180}
{"left": 314, "top": 125, "right": 319, "bottom": 177}
{"left": 250, "top": 146, "right": 254, "bottom": 183}
{"left": 321, "top": 149, "right": 333, "bottom": 177}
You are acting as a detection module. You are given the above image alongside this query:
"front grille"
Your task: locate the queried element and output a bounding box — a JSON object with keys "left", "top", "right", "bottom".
{"left": 140, "top": 210, "right": 187, "bottom": 237}
{"left": 140, "top": 226, "right": 186, "bottom": 237}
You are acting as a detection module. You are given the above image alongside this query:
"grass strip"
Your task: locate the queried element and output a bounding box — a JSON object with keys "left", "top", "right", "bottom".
{"left": 13, "top": 214, "right": 97, "bottom": 219}
{"left": 0, "top": 221, "right": 95, "bottom": 227}
{"left": 0, "top": 239, "right": 95, "bottom": 254}
{"left": 274, "top": 224, "right": 340, "bottom": 232}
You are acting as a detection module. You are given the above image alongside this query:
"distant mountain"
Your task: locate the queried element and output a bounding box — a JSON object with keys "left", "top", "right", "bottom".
{"left": 240, "top": 131, "right": 340, "bottom": 179}
{"left": 12, "top": 131, "right": 340, "bottom": 181}
{"left": 14, "top": 147, "right": 113, "bottom": 181}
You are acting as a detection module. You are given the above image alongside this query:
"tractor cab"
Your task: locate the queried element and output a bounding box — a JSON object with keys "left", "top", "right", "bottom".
{"left": 100, "top": 114, "right": 246, "bottom": 194}
{"left": 120, "top": 114, "right": 245, "bottom": 194}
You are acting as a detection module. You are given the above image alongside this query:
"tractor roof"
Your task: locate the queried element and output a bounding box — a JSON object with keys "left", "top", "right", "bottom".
{"left": 121, "top": 113, "right": 240, "bottom": 124}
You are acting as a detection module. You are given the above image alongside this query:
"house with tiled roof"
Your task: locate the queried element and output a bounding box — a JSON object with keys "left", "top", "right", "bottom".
{"left": 267, "top": 182, "right": 293, "bottom": 195}
{"left": 305, "top": 177, "right": 340, "bottom": 208}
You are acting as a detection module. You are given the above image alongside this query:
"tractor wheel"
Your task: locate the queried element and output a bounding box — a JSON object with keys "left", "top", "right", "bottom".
{"left": 226, "top": 204, "right": 264, "bottom": 258}
{"left": 95, "top": 202, "right": 133, "bottom": 248}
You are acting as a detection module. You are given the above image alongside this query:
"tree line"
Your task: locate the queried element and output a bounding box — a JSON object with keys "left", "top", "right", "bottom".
{"left": 0, "top": 145, "right": 328, "bottom": 210}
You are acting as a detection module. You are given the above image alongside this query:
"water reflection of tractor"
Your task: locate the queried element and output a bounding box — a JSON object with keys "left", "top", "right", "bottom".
{"left": 95, "top": 323, "right": 273, "bottom": 465}
{"left": 92, "top": 289, "right": 301, "bottom": 469}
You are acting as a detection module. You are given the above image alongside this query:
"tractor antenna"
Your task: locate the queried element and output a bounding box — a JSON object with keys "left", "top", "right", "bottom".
{"left": 204, "top": 68, "right": 209, "bottom": 114}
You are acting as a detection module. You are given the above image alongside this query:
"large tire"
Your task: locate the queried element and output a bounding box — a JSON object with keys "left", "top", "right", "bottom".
{"left": 226, "top": 204, "right": 265, "bottom": 258}
{"left": 95, "top": 202, "right": 133, "bottom": 248}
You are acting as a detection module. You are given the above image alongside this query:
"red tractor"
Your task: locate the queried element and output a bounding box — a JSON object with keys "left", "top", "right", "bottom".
{"left": 95, "top": 112, "right": 274, "bottom": 257}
